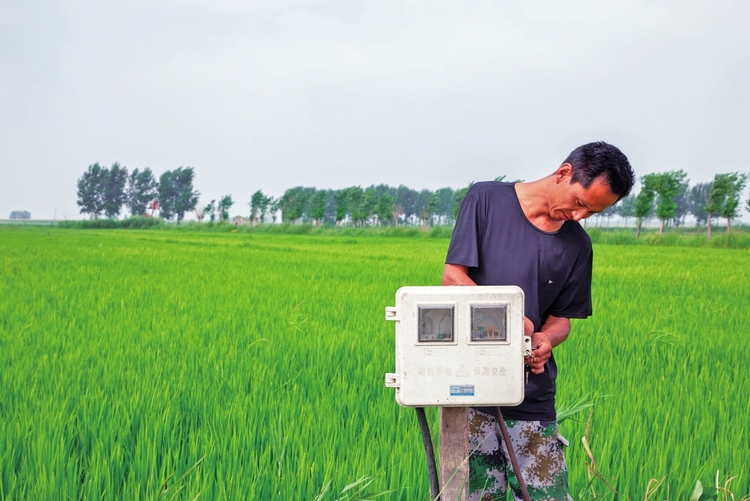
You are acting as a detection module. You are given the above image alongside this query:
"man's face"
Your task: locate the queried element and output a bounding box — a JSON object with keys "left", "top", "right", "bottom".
{"left": 549, "top": 174, "right": 618, "bottom": 223}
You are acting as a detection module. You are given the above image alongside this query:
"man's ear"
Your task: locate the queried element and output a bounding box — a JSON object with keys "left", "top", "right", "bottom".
{"left": 555, "top": 163, "right": 573, "bottom": 183}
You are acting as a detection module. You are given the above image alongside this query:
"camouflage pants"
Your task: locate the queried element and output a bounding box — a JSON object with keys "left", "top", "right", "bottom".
{"left": 467, "top": 408, "right": 573, "bottom": 501}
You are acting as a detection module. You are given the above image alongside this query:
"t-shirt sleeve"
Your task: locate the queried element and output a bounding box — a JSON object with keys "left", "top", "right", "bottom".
{"left": 548, "top": 246, "right": 593, "bottom": 319}
{"left": 445, "top": 190, "right": 482, "bottom": 268}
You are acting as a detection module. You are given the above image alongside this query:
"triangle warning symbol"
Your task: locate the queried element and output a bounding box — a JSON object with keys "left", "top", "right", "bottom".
{"left": 456, "top": 365, "right": 469, "bottom": 377}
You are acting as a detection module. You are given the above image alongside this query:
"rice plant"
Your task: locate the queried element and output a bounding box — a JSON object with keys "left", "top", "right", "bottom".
{"left": 0, "top": 228, "right": 747, "bottom": 500}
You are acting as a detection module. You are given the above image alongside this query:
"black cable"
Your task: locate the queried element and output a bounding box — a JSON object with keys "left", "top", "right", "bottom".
{"left": 413, "top": 406, "right": 531, "bottom": 501}
{"left": 415, "top": 407, "right": 440, "bottom": 501}
{"left": 494, "top": 407, "right": 532, "bottom": 501}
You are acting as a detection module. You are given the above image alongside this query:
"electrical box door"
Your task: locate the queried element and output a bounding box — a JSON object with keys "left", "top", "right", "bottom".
{"left": 385, "top": 286, "right": 529, "bottom": 407}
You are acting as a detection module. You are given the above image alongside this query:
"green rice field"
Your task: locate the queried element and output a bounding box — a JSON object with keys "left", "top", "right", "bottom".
{"left": 1, "top": 227, "right": 748, "bottom": 500}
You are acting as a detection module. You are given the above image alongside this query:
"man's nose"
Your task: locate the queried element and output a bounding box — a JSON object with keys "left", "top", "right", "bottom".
{"left": 572, "top": 210, "right": 590, "bottom": 221}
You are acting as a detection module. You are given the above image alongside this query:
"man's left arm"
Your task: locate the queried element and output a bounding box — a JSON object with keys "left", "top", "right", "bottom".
{"left": 526, "top": 315, "right": 570, "bottom": 374}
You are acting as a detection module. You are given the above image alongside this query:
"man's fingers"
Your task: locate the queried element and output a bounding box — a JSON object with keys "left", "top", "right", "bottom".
{"left": 524, "top": 317, "right": 534, "bottom": 336}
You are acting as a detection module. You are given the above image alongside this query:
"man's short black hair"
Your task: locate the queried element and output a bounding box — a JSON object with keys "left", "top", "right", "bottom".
{"left": 564, "top": 141, "right": 635, "bottom": 200}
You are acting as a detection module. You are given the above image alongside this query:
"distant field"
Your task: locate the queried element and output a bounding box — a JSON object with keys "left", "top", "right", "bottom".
{"left": 1, "top": 227, "right": 748, "bottom": 500}
{"left": 0, "top": 219, "right": 58, "bottom": 226}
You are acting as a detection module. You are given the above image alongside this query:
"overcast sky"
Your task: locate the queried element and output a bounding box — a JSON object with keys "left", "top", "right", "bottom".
{"left": 2, "top": 0, "right": 750, "bottom": 221}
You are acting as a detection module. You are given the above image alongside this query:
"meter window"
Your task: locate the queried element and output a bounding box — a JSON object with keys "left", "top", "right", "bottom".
{"left": 418, "top": 306, "right": 454, "bottom": 342}
{"left": 471, "top": 305, "right": 507, "bottom": 342}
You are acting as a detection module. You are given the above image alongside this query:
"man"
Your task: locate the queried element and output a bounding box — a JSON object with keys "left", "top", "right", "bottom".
{"left": 442, "top": 141, "right": 634, "bottom": 501}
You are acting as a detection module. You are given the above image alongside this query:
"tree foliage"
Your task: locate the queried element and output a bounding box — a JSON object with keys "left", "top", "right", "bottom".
{"left": 103, "top": 163, "right": 128, "bottom": 219}
{"left": 347, "top": 187, "right": 365, "bottom": 226}
{"left": 77, "top": 163, "right": 747, "bottom": 231}
{"left": 204, "top": 200, "right": 216, "bottom": 222}
{"left": 706, "top": 172, "right": 747, "bottom": 235}
{"left": 649, "top": 170, "right": 688, "bottom": 234}
{"left": 374, "top": 192, "right": 395, "bottom": 226}
{"left": 452, "top": 183, "right": 473, "bottom": 220}
{"left": 333, "top": 189, "right": 348, "bottom": 225}
{"left": 126, "top": 167, "right": 157, "bottom": 217}
{"left": 433, "top": 187, "right": 454, "bottom": 223}
{"left": 159, "top": 167, "right": 199, "bottom": 222}
{"left": 250, "top": 190, "right": 274, "bottom": 224}
{"left": 395, "top": 185, "right": 416, "bottom": 220}
{"left": 671, "top": 182, "right": 691, "bottom": 227}
{"left": 593, "top": 201, "right": 619, "bottom": 227}
{"left": 77, "top": 163, "right": 129, "bottom": 219}
{"left": 718, "top": 173, "right": 746, "bottom": 224}
{"left": 688, "top": 182, "right": 711, "bottom": 226}
{"left": 77, "top": 163, "right": 107, "bottom": 218}
{"left": 634, "top": 174, "right": 656, "bottom": 237}
{"left": 616, "top": 194, "right": 635, "bottom": 224}
{"left": 218, "top": 195, "right": 234, "bottom": 222}
{"left": 308, "top": 190, "right": 330, "bottom": 225}
{"left": 280, "top": 187, "right": 313, "bottom": 223}
{"left": 419, "top": 192, "right": 440, "bottom": 228}
{"left": 360, "top": 187, "right": 378, "bottom": 225}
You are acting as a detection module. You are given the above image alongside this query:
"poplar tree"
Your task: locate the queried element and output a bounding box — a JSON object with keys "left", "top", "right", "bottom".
{"left": 347, "top": 186, "right": 364, "bottom": 226}
{"left": 159, "top": 167, "right": 199, "bottom": 222}
{"left": 126, "top": 167, "right": 157, "bottom": 217}
{"left": 77, "top": 163, "right": 106, "bottom": 218}
{"left": 688, "top": 183, "right": 711, "bottom": 227}
{"left": 308, "top": 190, "right": 329, "bottom": 225}
{"left": 249, "top": 190, "right": 268, "bottom": 224}
{"left": 102, "top": 163, "right": 128, "bottom": 219}
{"left": 218, "top": 194, "right": 233, "bottom": 222}
{"left": 718, "top": 173, "right": 746, "bottom": 232}
{"left": 651, "top": 170, "right": 688, "bottom": 234}
{"left": 634, "top": 174, "right": 656, "bottom": 238}
{"left": 361, "top": 186, "right": 378, "bottom": 226}
{"left": 616, "top": 194, "right": 635, "bottom": 226}
{"left": 333, "top": 189, "right": 348, "bottom": 225}
{"left": 375, "top": 192, "right": 396, "bottom": 226}
{"left": 707, "top": 172, "right": 747, "bottom": 236}
{"left": 396, "top": 185, "right": 417, "bottom": 223}
{"left": 280, "top": 187, "right": 311, "bottom": 223}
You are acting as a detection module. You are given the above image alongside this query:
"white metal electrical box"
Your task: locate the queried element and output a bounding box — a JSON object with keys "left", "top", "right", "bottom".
{"left": 385, "top": 286, "right": 529, "bottom": 407}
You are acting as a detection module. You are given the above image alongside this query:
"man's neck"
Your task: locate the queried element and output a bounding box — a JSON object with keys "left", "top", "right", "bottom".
{"left": 514, "top": 177, "right": 564, "bottom": 233}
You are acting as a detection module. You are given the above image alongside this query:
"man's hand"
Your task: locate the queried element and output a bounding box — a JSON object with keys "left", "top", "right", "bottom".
{"left": 526, "top": 331, "right": 553, "bottom": 374}
{"left": 444, "top": 269, "right": 572, "bottom": 376}
{"left": 524, "top": 315, "right": 570, "bottom": 374}
{"left": 524, "top": 317, "right": 534, "bottom": 336}
{"left": 442, "top": 264, "right": 476, "bottom": 286}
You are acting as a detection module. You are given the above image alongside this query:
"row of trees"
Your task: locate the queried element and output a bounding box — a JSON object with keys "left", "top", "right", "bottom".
{"left": 200, "top": 183, "right": 474, "bottom": 227}
{"left": 592, "top": 170, "right": 748, "bottom": 237}
{"left": 76, "top": 163, "right": 199, "bottom": 222}
{"left": 9, "top": 211, "right": 31, "bottom": 220}
{"left": 76, "top": 163, "right": 750, "bottom": 235}
{"left": 267, "top": 183, "right": 474, "bottom": 227}
{"left": 74, "top": 162, "right": 484, "bottom": 227}
{"left": 258, "top": 172, "right": 750, "bottom": 234}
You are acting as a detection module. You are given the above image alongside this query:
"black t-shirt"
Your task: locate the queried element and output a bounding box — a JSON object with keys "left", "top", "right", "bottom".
{"left": 445, "top": 181, "right": 593, "bottom": 420}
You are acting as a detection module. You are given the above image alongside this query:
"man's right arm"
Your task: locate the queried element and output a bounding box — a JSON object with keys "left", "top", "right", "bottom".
{"left": 442, "top": 264, "right": 476, "bottom": 286}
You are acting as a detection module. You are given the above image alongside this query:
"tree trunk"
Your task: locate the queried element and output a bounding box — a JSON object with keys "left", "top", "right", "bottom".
{"left": 707, "top": 212, "right": 712, "bottom": 239}
{"left": 659, "top": 219, "right": 665, "bottom": 234}
{"left": 727, "top": 217, "right": 732, "bottom": 233}
{"left": 636, "top": 218, "right": 642, "bottom": 238}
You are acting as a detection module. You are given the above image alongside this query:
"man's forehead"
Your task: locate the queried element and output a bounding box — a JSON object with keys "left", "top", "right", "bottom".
{"left": 571, "top": 177, "right": 616, "bottom": 208}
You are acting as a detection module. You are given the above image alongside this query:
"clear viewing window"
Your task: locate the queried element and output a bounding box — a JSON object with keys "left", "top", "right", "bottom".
{"left": 471, "top": 305, "right": 507, "bottom": 341}
{"left": 418, "top": 306, "right": 454, "bottom": 342}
